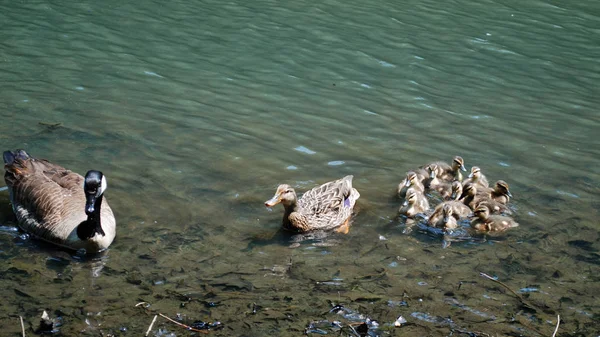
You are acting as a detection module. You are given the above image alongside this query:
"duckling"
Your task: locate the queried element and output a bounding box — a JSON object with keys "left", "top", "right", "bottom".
{"left": 399, "top": 188, "right": 429, "bottom": 217}
{"left": 428, "top": 203, "right": 458, "bottom": 230}
{"left": 435, "top": 180, "right": 463, "bottom": 201}
{"left": 459, "top": 183, "right": 481, "bottom": 209}
{"left": 397, "top": 171, "right": 425, "bottom": 198}
{"left": 462, "top": 166, "right": 489, "bottom": 189}
{"left": 422, "top": 164, "right": 442, "bottom": 189}
{"left": 474, "top": 199, "right": 513, "bottom": 215}
{"left": 428, "top": 201, "right": 470, "bottom": 227}
{"left": 490, "top": 180, "right": 512, "bottom": 204}
{"left": 424, "top": 156, "right": 467, "bottom": 182}
{"left": 471, "top": 205, "right": 519, "bottom": 232}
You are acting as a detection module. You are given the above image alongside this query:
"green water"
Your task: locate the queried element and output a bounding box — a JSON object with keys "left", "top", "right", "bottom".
{"left": 1, "top": 0, "right": 599, "bottom": 335}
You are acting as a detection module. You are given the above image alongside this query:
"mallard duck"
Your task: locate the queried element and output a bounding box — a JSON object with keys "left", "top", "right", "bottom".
{"left": 3, "top": 149, "right": 116, "bottom": 253}
{"left": 398, "top": 188, "right": 429, "bottom": 217}
{"left": 397, "top": 171, "right": 425, "bottom": 198}
{"left": 428, "top": 203, "right": 458, "bottom": 230}
{"left": 265, "top": 175, "right": 360, "bottom": 233}
{"left": 462, "top": 166, "right": 489, "bottom": 188}
{"left": 474, "top": 199, "right": 513, "bottom": 215}
{"left": 471, "top": 205, "right": 519, "bottom": 232}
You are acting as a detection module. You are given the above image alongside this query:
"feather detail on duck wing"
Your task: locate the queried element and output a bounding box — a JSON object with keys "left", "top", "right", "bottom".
{"left": 293, "top": 175, "right": 359, "bottom": 231}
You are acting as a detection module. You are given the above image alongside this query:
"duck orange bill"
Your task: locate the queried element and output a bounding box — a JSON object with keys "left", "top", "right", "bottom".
{"left": 265, "top": 195, "right": 281, "bottom": 207}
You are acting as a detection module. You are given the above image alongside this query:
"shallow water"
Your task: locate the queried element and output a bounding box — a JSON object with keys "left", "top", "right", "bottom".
{"left": 1, "top": 0, "right": 599, "bottom": 335}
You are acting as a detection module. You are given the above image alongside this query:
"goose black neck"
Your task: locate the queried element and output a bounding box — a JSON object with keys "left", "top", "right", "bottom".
{"left": 77, "top": 195, "right": 106, "bottom": 240}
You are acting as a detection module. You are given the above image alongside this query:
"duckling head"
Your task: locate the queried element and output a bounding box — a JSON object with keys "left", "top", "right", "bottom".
{"left": 473, "top": 205, "right": 490, "bottom": 220}
{"left": 450, "top": 181, "right": 462, "bottom": 199}
{"left": 469, "top": 166, "right": 482, "bottom": 179}
{"left": 495, "top": 180, "right": 512, "bottom": 197}
{"left": 403, "top": 189, "right": 418, "bottom": 206}
{"left": 426, "top": 164, "right": 437, "bottom": 179}
{"left": 442, "top": 203, "right": 454, "bottom": 223}
{"left": 265, "top": 184, "right": 297, "bottom": 207}
{"left": 404, "top": 171, "right": 419, "bottom": 187}
{"left": 453, "top": 156, "right": 467, "bottom": 172}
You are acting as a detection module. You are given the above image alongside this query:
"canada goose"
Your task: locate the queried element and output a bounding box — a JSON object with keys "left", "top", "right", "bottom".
{"left": 471, "top": 205, "right": 519, "bottom": 232}
{"left": 397, "top": 171, "right": 425, "bottom": 198}
{"left": 3, "top": 150, "right": 116, "bottom": 253}
{"left": 398, "top": 188, "right": 429, "bottom": 217}
{"left": 462, "top": 166, "right": 489, "bottom": 188}
{"left": 265, "top": 175, "right": 360, "bottom": 233}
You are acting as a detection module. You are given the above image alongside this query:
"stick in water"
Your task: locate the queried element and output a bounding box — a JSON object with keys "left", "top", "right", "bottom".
{"left": 551, "top": 315, "right": 560, "bottom": 337}
{"left": 19, "top": 316, "right": 25, "bottom": 337}
{"left": 158, "top": 313, "right": 209, "bottom": 334}
{"left": 145, "top": 315, "right": 157, "bottom": 337}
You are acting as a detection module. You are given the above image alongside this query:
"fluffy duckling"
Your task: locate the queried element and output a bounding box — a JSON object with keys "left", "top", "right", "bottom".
{"left": 435, "top": 180, "right": 463, "bottom": 201}
{"left": 424, "top": 156, "right": 467, "bottom": 182}
{"left": 462, "top": 166, "right": 489, "bottom": 189}
{"left": 489, "top": 180, "right": 512, "bottom": 204}
{"left": 459, "top": 183, "right": 480, "bottom": 209}
{"left": 399, "top": 188, "right": 429, "bottom": 217}
{"left": 461, "top": 183, "right": 512, "bottom": 214}
{"left": 397, "top": 171, "right": 425, "bottom": 198}
{"left": 428, "top": 203, "right": 458, "bottom": 230}
{"left": 471, "top": 205, "right": 519, "bottom": 232}
{"left": 423, "top": 164, "right": 442, "bottom": 188}
{"left": 474, "top": 199, "right": 513, "bottom": 215}
{"left": 428, "top": 201, "right": 470, "bottom": 227}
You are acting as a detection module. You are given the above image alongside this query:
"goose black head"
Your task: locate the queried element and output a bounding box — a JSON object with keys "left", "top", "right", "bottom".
{"left": 84, "top": 170, "right": 107, "bottom": 215}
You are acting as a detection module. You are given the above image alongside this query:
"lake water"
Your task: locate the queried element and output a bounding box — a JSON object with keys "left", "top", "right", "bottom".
{"left": 1, "top": 0, "right": 599, "bottom": 335}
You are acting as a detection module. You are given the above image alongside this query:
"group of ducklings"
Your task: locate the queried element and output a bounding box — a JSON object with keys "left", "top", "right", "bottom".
{"left": 397, "top": 156, "right": 519, "bottom": 232}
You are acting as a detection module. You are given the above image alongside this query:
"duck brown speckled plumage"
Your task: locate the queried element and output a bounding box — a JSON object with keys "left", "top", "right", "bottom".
{"left": 265, "top": 175, "right": 360, "bottom": 233}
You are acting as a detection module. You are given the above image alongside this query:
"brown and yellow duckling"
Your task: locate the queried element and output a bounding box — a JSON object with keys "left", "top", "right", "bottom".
{"left": 265, "top": 175, "right": 360, "bottom": 233}
{"left": 428, "top": 201, "right": 471, "bottom": 229}
{"left": 424, "top": 156, "right": 467, "bottom": 182}
{"left": 462, "top": 166, "right": 489, "bottom": 189}
{"left": 434, "top": 180, "right": 463, "bottom": 201}
{"left": 471, "top": 205, "right": 519, "bottom": 232}
{"left": 399, "top": 188, "right": 429, "bottom": 217}
{"left": 488, "top": 180, "right": 512, "bottom": 204}
{"left": 461, "top": 183, "right": 512, "bottom": 215}
{"left": 397, "top": 171, "right": 425, "bottom": 198}
{"left": 428, "top": 203, "right": 458, "bottom": 230}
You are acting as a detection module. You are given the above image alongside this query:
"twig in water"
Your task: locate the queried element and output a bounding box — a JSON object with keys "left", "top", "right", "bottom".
{"left": 145, "top": 315, "right": 157, "bottom": 337}
{"left": 479, "top": 272, "right": 536, "bottom": 310}
{"left": 158, "top": 313, "right": 209, "bottom": 334}
{"left": 551, "top": 315, "right": 560, "bottom": 337}
{"left": 19, "top": 316, "right": 25, "bottom": 337}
